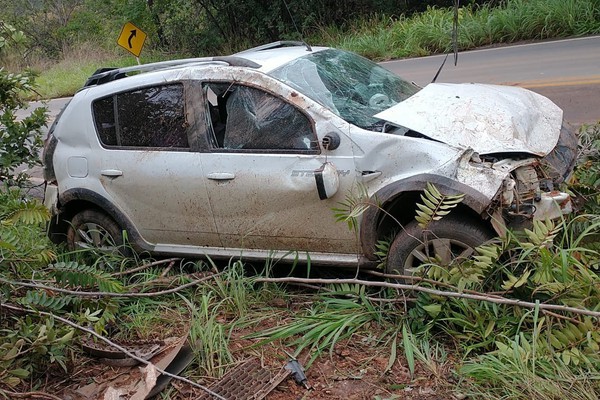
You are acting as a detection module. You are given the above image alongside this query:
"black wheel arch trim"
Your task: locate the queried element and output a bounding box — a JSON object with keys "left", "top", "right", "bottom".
{"left": 58, "top": 188, "right": 152, "bottom": 252}
{"left": 359, "top": 173, "right": 496, "bottom": 260}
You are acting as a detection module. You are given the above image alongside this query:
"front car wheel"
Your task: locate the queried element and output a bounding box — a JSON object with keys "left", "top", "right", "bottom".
{"left": 386, "top": 215, "right": 495, "bottom": 277}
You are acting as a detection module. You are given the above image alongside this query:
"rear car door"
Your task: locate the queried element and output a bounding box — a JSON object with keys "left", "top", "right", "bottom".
{"left": 91, "top": 82, "right": 220, "bottom": 247}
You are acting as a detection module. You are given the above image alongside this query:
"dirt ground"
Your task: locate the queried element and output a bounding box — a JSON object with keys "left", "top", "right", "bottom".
{"left": 39, "top": 315, "right": 460, "bottom": 400}
{"left": 7, "top": 270, "right": 462, "bottom": 399}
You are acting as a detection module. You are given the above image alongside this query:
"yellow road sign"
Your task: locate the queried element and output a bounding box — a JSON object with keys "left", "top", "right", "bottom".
{"left": 117, "top": 22, "right": 147, "bottom": 57}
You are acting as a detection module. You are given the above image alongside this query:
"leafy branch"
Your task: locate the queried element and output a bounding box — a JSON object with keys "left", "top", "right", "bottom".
{"left": 415, "top": 182, "right": 465, "bottom": 229}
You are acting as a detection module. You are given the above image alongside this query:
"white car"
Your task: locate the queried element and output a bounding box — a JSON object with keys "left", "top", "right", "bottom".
{"left": 43, "top": 41, "right": 577, "bottom": 274}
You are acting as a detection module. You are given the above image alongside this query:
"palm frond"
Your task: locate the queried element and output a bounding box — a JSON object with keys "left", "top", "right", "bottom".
{"left": 415, "top": 182, "right": 464, "bottom": 229}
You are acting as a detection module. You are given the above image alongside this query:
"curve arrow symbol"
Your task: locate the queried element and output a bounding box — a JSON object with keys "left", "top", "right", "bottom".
{"left": 128, "top": 30, "right": 137, "bottom": 48}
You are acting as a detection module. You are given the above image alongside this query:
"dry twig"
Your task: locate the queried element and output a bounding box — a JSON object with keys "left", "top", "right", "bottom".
{"left": 111, "top": 257, "right": 182, "bottom": 277}
{"left": 0, "top": 391, "right": 63, "bottom": 400}
{"left": 0, "top": 272, "right": 222, "bottom": 298}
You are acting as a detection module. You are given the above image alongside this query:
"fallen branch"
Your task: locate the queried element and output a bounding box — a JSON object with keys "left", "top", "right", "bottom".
{"left": 363, "top": 270, "right": 511, "bottom": 298}
{"left": 0, "top": 272, "right": 222, "bottom": 298}
{"left": 0, "top": 302, "right": 226, "bottom": 400}
{"left": 0, "top": 391, "right": 62, "bottom": 400}
{"left": 4, "top": 273, "right": 597, "bottom": 316}
{"left": 111, "top": 257, "right": 183, "bottom": 277}
{"left": 287, "top": 281, "right": 412, "bottom": 304}
{"left": 160, "top": 260, "right": 176, "bottom": 277}
{"left": 253, "top": 277, "right": 600, "bottom": 318}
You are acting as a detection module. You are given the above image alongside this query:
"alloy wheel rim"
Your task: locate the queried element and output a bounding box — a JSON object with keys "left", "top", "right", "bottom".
{"left": 404, "top": 237, "right": 475, "bottom": 275}
{"left": 75, "top": 223, "right": 118, "bottom": 253}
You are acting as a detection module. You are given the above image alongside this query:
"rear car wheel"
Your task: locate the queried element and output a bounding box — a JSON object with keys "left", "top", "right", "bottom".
{"left": 67, "top": 209, "right": 129, "bottom": 255}
{"left": 386, "top": 215, "right": 494, "bottom": 277}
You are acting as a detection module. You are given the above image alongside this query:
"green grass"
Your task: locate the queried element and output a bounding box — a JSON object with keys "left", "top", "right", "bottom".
{"left": 461, "top": 335, "right": 600, "bottom": 400}
{"left": 247, "top": 295, "right": 393, "bottom": 367}
{"left": 321, "top": 0, "right": 600, "bottom": 60}
{"left": 184, "top": 292, "right": 234, "bottom": 378}
{"left": 35, "top": 62, "right": 108, "bottom": 99}
{"left": 25, "top": 44, "right": 177, "bottom": 100}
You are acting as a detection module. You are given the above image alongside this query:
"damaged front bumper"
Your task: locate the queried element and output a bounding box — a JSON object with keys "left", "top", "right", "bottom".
{"left": 457, "top": 139, "right": 576, "bottom": 234}
{"left": 506, "top": 123, "right": 577, "bottom": 223}
{"left": 533, "top": 191, "right": 572, "bottom": 220}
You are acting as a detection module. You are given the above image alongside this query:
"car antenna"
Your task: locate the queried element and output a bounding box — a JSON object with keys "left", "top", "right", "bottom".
{"left": 282, "top": 0, "right": 312, "bottom": 51}
{"left": 432, "top": 0, "right": 460, "bottom": 83}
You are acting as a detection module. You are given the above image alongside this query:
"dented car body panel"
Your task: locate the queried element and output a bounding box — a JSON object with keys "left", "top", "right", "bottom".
{"left": 43, "top": 43, "right": 577, "bottom": 266}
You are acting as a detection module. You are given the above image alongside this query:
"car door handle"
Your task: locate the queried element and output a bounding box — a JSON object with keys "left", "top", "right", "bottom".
{"left": 207, "top": 172, "right": 235, "bottom": 181}
{"left": 101, "top": 169, "right": 123, "bottom": 177}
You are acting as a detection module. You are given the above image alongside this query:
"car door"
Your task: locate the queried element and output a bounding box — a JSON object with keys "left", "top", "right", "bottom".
{"left": 92, "top": 82, "right": 220, "bottom": 247}
{"left": 198, "top": 80, "right": 358, "bottom": 254}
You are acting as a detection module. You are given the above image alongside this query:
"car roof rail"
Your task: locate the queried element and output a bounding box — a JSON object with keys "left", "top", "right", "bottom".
{"left": 83, "top": 56, "right": 262, "bottom": 87}
{"left": 235, "top": 40, "right": 312, "bottom": 54}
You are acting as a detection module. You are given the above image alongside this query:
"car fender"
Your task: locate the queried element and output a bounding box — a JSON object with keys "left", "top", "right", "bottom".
{"left": 58, "top": 188, "right": 153, "bottom": 253}
{"left": 359, "top": 173, "right": 496, "bottom": 259}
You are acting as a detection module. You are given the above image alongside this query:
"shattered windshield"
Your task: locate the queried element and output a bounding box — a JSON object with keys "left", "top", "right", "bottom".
{"left": 270, "top": 49, "right": 419, "bottom": 130}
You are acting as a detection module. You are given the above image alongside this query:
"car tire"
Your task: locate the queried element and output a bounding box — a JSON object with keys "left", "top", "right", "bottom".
{"left": 66, "top": 209, "right": 130, "bottom": 256}
{"left": 386, "top": 215, "right": 494, "bottom": 277}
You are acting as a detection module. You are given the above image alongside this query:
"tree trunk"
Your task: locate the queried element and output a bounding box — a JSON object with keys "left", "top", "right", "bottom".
{"left": 147, "top": 0, "right": 168, "bottom": 48}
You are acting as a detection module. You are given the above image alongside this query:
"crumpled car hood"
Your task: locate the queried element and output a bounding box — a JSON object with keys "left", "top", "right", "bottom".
{"left": 374, "top": 83, "right": 563, "bottom": 156}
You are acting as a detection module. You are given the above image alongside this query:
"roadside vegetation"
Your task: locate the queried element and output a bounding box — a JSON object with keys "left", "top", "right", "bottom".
{"left": 1, "top": 122, "right": 599, "bottom": 398}
{"left": 2, "top": 62, "right": 600, "bottom": 398}
{"left": 0, "top": 0, "right": 599, "bottom": 98}
{"left": 2, "top": 0, "right": 600, "bottom": 398}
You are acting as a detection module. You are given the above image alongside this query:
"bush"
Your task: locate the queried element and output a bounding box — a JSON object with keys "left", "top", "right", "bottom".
{"left": 0, "top": 67, "right": 47, "bottom": 186}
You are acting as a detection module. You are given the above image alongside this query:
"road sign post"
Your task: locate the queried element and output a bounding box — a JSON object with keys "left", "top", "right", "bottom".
{"left": 117, "top": 22, "right": 147, "bottom": 60}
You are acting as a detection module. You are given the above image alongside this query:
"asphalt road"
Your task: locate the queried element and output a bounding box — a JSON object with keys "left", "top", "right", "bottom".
{"left": 35, "top": 36, "right": 599, "bottom": 126}
{"left": 382, "top": 35, "right": 600, "bottom": 125}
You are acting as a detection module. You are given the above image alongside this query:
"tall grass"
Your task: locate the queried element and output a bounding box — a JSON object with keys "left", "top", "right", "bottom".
{"left": 182, "top": 292, "right": 234, "bottom": 378}
{"left": 248, "top": 295, "right": 392, "bottom": 367}
{"left": 316, "top": 0, "right": 600, "bottom": 60}
{"left": 26, "top": 43, "right": 176, "bottom": 99}
{"left": 461, "top": 334, "right": 600, "bottom": 400}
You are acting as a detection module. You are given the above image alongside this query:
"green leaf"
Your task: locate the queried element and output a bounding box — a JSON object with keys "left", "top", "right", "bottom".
{"left": 8, "top": 368, "right": 30, "bottom": 378}
{"left": 513, "top": 270, "right": 531, "bottom": 288}
{"left": 414, "top": 183, "right": 464, "bottom": 228}
{"left": 402, "top": 324, "right": 415, "bottom": 378}
{"left": 561, "top": 350, "right": 571, "bottom": 365}
{"left": 484, "top": 320, "right": 495, "bottom": 338}
{"left": 422, "top": 304, "right": 442, "bottom": 318}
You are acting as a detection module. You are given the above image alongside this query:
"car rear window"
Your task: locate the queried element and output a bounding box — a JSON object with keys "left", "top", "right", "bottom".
{"left": 93, "top": 83, "right": 189, "bottom": 149}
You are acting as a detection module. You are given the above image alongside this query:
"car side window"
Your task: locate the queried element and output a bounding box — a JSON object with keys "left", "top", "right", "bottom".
{"left": 93, "top": 83, "right": 189, "bottom": 149}
{"left": 204, "top": 82, "right": 318, "bottom": 152}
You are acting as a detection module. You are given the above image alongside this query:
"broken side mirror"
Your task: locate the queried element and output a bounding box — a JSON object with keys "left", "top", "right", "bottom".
{"left": 321, "top": 132, "right": 340, "bottom": 150}
{"left": 314, "top": 162, "right": 339, "bottom": 200}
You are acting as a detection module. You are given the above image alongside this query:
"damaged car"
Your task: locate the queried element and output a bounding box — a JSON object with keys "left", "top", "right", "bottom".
{"left": 42, "top": 41, "right": 578, "bottom": 274}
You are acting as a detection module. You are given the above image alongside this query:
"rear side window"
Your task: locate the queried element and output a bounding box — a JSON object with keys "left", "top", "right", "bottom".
{"left": 93, "top": 84, "right": 189, "bottom": 148}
